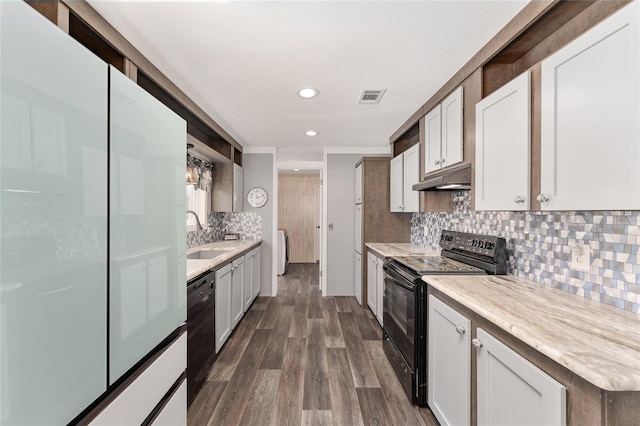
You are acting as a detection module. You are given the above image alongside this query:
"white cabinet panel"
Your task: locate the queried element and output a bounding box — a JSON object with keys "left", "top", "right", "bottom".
{"left": 1, "top": 2, "right": 108, "bottom": 423}
{"left": 390, "top": 154, "right": 404, "bottom": 212}
{"left": 355, "top": 204, "right": 362, "bottom": 252}
{"left": 354, "top": 252, "right": 362, "bottom": 305}
{"left": 441, "top": 86, "right": 464, "bottom": 169}
{"left": 428, "top": 295, "right": 471, "bottom": 426}
{"left": 366, "top": 252, "right": 378, "bottom": 314}
{"left": 476, "top": 328, "right": 566, "bottom": 426}
{"left": 109, "top": 68, "right": 186, "bottom": 385}
{"left": 476, "top": 71, "right": 530, "bottom": 210}
{"left": 151, "top": 379, "right": 187, "bottom": 426}
{"left": 252, "top": 247, "right": 261, "bottom": 299}
{"left": 540, "top": 2, "right": 639, "bottom": 210}
{"left": 91, "top": 333, "right": 186, "bottom": 426}
{"left": 355, "top": 163, "right": 363, "bottom": 204}
{"left": 244, "top": 249, "right": 254, "bottom": 312}
{"left": 231, "top": 257, "right": 245, "bottom": 328}
{"left": 402, "top": 144, "right": 419, "bottom": 213}
{"left": 424, "top": 105, "right": 442, "bottom": 174}
{"left": 215, "top": 264, "right": 232, "bottom": 353}
{"left": 375, "top": 257, "right": 384, "bottom": 326}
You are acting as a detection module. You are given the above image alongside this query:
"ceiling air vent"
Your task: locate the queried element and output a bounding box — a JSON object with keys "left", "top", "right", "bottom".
{"left": 358, "top": 89, "right": 386, "bottom": 105}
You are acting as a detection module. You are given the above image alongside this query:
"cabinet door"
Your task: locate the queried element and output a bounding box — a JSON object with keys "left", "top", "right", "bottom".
{"left": 424, "top": 105, "right": 442, "bottom": 173}
{"left": 476, "top": 72, "right": 530, "bottom": 211}
{"left": 441, "top": 86, "right": 464, "bottom": 169}
{"left": 355, "top": 204, "right": 362, "bottom": 252}
{"left": 110, "top": 68, "right": 186, "bottom": 384}
{"left": 476, "top": 328, "right": 566, "bottom": 426}
{"left": 355, "top": 163, "right": 363, "bottom": 204}
{"left": 402, "top": 144, "right": 420, "bottom": 213}
{"left": 366, "top": 251, "right": 378, "bottom": 313}
{"left": 233, "top": 164, "right": 243, "bottom": 212}
{"left": 390, "top": 154, "right": 404, "bottom": 212}
{"left": 253, "top": 247, "right": 261, "bottom": 299}
{"left": 231, "top": 257, "right": 245, "bottom": 328}
{"left": 375, "top": 258, "right": 385, "bottom": 326}
{"left": 243, "top": 250, "right": 254, "bottom": 312}
{"left": 1, "top": 3, "right": 108, "bottom": 423}
{"left": 540, "top": 2, "right": 639, "bottom": 210}
{"left": 428, "top": 295, "right": 471, "bottom": 426}
{"left": 354, "top": 252, "right": 362, "bottom": 305}
{"left": 215, "top": 264, "right": 232, "bottom": 353}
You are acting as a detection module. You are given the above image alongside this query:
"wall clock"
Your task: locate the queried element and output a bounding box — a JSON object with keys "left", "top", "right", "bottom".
{"left": 247, "top": 187, "right": 268, "bottom": 208}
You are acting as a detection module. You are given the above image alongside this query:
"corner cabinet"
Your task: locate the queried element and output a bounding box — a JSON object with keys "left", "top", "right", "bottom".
{"left": 425, "top": 86, "right": 464, "bottom": 174}
{"left": 428, "top": 295, "right": 471, "bottom": 426}
{"left": 475, "top": 71, "right": 531, "bottom": 210}
{"left": 539, "top": 1, "right": 639, "bottom": 210}
{"left": 390, "top": 144, "right": 419, "bottom": 213}
{"left": 476, "top": 328, "right": 566, "bottom": 426}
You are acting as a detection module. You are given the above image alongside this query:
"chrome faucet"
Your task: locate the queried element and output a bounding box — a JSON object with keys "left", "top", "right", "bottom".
{"left": 186, "top": 210, "right": 203, "bottom": 230}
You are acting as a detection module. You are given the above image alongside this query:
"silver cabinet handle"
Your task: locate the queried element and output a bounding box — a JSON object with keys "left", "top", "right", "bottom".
{"left": 472, "top": 338, "right": 483, "bottom": 349}
{"left": 441, "top": 158, "right": 446, "bottom": 164}
{"left": 434, "top": 160, "right": 441, "bottom": 165}
{"left": 536, "top": 194, "right": 549, "bottom": 203}
{"left": 514, "top": 196, "right": 525, "bottom": 203}
{"left": 455, "top": 326, "right": 465, "bottom": 335}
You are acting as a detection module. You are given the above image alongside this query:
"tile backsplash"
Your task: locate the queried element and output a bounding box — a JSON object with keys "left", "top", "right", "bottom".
{"left": 411, "top": 192, "right": 640, "bottom": 314}
{"left": 187, "top": 212, "right": 262, "bottom": 249}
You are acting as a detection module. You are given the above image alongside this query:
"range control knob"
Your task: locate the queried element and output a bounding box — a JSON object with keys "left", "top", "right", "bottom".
{"left": 486, "top": 242, "right": 494, "bottom": 250}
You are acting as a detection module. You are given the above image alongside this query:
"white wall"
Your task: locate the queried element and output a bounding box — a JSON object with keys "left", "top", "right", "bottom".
{"left": 325, "top": 154, "right": 361, "bottom": 296}
{"left": 242, "top": 153, "right": 275, "bottom": 296}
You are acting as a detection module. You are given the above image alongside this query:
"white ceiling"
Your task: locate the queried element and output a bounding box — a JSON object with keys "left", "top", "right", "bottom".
{"left": 88, "top": 0, "right": 529, "bottom": 158}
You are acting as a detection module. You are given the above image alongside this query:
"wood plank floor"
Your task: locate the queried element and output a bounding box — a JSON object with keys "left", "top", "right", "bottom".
{"left": 188, "top": 263, "right": 439, "bottom": 426}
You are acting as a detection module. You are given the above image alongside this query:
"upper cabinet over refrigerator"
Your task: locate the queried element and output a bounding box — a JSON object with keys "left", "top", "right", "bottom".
{"left": 1, "top": 2, "right": 108, "bottom": 424}
{"left": 109, "top": 69, "right": 187, "bottom": 384}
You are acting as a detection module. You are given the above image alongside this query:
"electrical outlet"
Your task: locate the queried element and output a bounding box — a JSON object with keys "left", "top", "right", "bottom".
{"left": 571, "top": 244, "right": 591, "bottom": 272}
{"left": 423, "top": 225, "right": 429, "bottom": 236}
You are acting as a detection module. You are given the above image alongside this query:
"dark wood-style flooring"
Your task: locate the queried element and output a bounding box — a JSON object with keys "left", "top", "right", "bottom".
{"left": 188, "top": 263, "right": 439, "bottom": 425}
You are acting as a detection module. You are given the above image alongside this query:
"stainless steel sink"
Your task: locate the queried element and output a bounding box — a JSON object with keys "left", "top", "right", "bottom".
{"left": 186, "top": 250, "right": 227, "bottom": 260}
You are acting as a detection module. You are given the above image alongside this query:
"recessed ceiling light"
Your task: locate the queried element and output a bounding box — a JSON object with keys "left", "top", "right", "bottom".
{"left": 298, "top": 88, "right": 319, "bottom": 99}
{"left": 305, "top": 130, "right": 319, "bottom": 137}
{"left": 293, "top": 169, "right": 300, "bottom": 172}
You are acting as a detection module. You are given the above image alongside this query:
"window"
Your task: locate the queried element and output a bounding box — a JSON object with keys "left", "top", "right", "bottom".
{"left": 186, "top": 185, "right": 210, "bottom": 231}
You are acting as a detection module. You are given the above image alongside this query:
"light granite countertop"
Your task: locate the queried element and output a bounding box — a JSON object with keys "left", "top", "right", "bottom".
{"left": 424, "top": 274, "right": 640, "bottom": 392}
{"left": 187, "top": 239, "right": 262, "bottom": 281}
{"left": 365, "top": 243, "right": 439, "bottom": 258}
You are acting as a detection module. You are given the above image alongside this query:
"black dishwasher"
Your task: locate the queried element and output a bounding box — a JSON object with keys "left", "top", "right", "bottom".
{"left": 186, "top": 270, "right": 215, "bottom": 406}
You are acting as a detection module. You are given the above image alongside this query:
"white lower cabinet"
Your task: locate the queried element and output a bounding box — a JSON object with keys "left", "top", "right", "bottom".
{"left": 215, "top": 264, "right": 232, "bottom": 353}
{"left": 252, "top": 247, "right": 261, "bottom": 299}
{"left": 476, "top": 328, "right": 566, "bottom": 426}
{"left": 354, "top": 251, "right": 362, "bottom": 305}
{"left": 231, "top": 257, "right": 245, "bottom": 329}
{"left": 244, "top": 247, "right": 261, "bottom": 311}
{"left": 151, "top": 379, "right": 187, "bottom": 426}
{"left": 428, "top": 295, "right": 471, "bottom": 426}
{"left": 366, "top": 250, "right": 384, "bottom": 326}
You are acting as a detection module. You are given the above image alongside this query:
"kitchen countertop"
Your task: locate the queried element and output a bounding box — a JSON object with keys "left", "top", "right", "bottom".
{"left": 423, "top": 274, "right": 640, "bottom": 392}
{"left": 187, "top": 239, "right": 262, "bottom": 281}
{"left": 365, "top": 243, "right": 439, "bottom": 258}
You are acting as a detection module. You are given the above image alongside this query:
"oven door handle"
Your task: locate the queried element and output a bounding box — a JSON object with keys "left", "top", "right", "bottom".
{"left": 384, "top": 273, "right": 415, "bottom": 292}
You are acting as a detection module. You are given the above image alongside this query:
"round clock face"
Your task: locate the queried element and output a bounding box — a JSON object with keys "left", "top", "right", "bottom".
{"left": 247, "top": 187, "right": 268, "bottom": 208}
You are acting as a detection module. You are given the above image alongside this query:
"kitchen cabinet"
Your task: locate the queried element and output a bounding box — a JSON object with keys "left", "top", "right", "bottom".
{"left": 354, "top": 252, "right": 362, "bottom": 305}
{"left": 231, "top": 256, "right": 245, "bottom": 328}
{"left": 1, "top": 3, "right": 109, "bottom": 424}
{"left": 366, "top": 249, "right": 385, "bottom": 327}
{"left": 476, "top": 328, "right": 566, "bottom": 426}
{"left": 355, "top": 204, "right": 362, "bottom": 251}
{"left": 540, "top": 1, "right": 639, "bottom": 210}
{"left": 390, "top": 143, "right": 419, "bottom": 213}
{"left": 233, "top": 164, "right": 243, "bottom": 212}
{"left": 475, "top": 71, "right": 530, "bottom": 211}
{"left": 244, "top": 247, "right": 260, "bottom": 311}
{"left": 355, "top": 163, "right": 363, "bottom": 204}
{"left": 428, "top": 295, "right": 471, "bottom": 426}
{"left": 425, "top": 87, "right": 464, "bottom": 174}
{"left": 215, "top": 263, "right": 232, "bottom": 353}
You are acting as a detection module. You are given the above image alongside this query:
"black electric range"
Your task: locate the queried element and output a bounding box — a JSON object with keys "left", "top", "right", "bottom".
{"left": 382, "top": 230, "right": 507, "bottom": 406}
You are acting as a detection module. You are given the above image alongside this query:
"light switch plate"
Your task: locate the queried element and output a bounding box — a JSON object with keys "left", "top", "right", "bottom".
{"left": 571, "top": 244, "right": 591, "bottom": 272}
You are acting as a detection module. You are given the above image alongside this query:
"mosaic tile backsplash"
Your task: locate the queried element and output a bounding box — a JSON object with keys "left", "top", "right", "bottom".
{"left": 187, "top": 212, "right": 262, "bottom": 249}
{"left": 411, "top": 192, "right": 640, "bottom": 314}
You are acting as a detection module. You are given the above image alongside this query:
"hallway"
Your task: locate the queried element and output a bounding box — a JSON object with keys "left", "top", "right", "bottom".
{"left": 187, "top": 263, "right": 438, "bottom": 425}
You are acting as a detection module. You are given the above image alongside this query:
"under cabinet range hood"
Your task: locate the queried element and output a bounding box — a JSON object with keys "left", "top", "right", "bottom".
{"left": 412, "top": 162, "right": 471, "bottom": 191}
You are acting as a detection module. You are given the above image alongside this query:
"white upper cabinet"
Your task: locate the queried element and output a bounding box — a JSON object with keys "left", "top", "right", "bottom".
{"left": 390, "top": 144, "right": 419, "bottom": 213}
{"left": 355, "top": 163, "right": 363, "bottom": 204}
{"left": 425, "top": 87, "right": 464, "bottom": 174}
{"left": 540, "top": 1, "right": 639, "bottom": 210}
{"left": 476, "top": 71, "right": 531, "bottom": 211}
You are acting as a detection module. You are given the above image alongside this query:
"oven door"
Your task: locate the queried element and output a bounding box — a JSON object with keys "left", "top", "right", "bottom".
{"left": 383, "top": 266, "right": 417, "bottom": 369}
